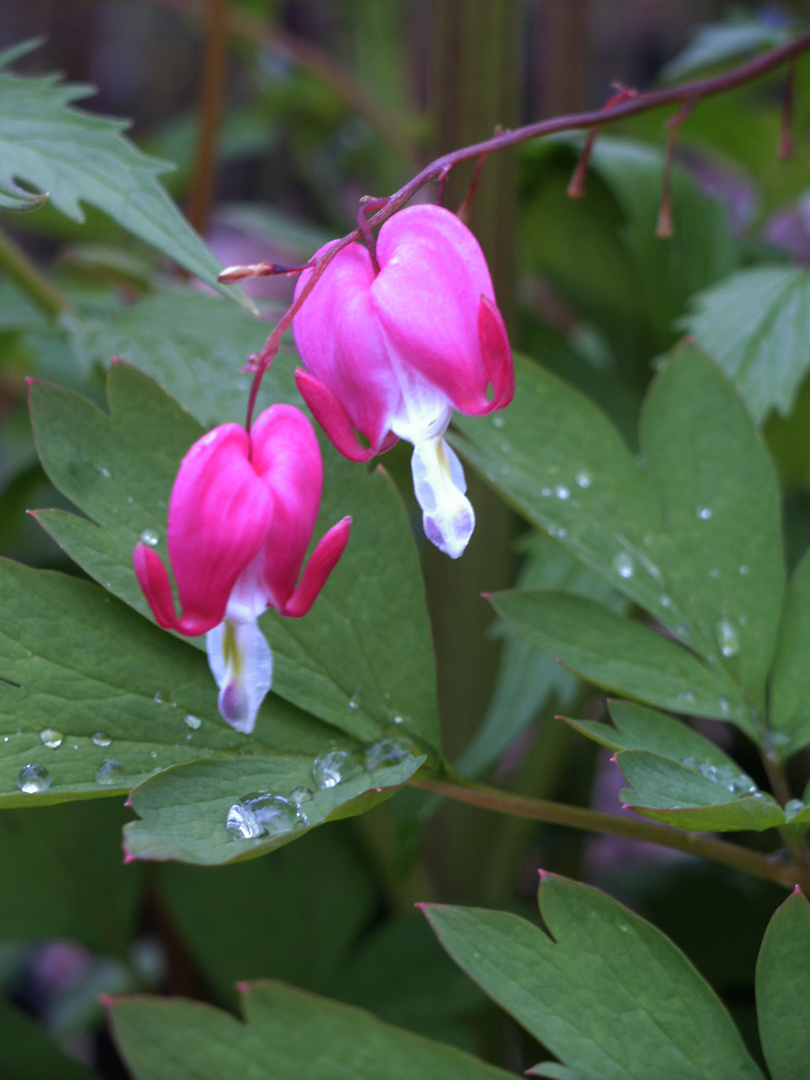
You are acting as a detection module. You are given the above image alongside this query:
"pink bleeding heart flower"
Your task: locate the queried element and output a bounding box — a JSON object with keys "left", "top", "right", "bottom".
{"left": 133, "top": 404, "right": 350, "bottom": 735}
{"left": 292, "top": 203, "right": 513, "bottom": 560}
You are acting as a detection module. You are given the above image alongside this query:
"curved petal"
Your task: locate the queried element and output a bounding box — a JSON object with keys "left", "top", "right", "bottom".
{"left": 166, "top": 424, "right": 275, "bottom": 633}
{"left": 206, "top": 618, "right": 273, "bottom": 735}
{"left": 372, "top": 205, "right": 504, "bottom": 412}
{"left": 250, "top": 404, "right": 323, "bottom": 611}
{"left": 453, "top": 295, "right": 515, "bottom": 416}
{"left": 283, "top": 515, "right": 352, "bottom": 618}
{"left": 295, "top": 369, "right": 394, "bottom": 461}
{"left": 293, "top": 242, "right": 399, "bottom": 449}
{"left": 411, "top": 436, "right": 475, "bottom": 559}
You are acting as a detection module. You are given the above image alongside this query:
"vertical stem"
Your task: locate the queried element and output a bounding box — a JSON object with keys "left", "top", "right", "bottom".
{"left": 187, "top": 0, "right": 228, "bottom": 235}
{"left": 0, "top": 225, "right": 70, "bottom": 318}
{"left": 427, "top": 0, "right": 520, "bottom": 897}
{"left": 763, "top": 750, "right": 810, "bottom": 893}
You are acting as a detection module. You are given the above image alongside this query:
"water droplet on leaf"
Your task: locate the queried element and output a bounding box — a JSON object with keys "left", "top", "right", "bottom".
{"left": 698, "top": 507, "right": 712, "bottom": 521}
{"left": 139, "top": 529, "right": 159, "bottom": 548}
{"left": 613, "top": 552, "right": 634, "bottom": 579}
{"left": 91, "top": 732, "right": 112, "bottom": 748}
{"left": 184, "top": 714, "right": 202, "bottom": 730}
{"left": 575, "top": 470, "right": 592, "bottom": 489}
{"left": 39, "top": 728, "right": 63, "bottom": 750}
{"left": 226, "top": 792, "right": 300, "bottom": 840}
{"left": 95, "top": 759, "right": 123, "bottom": 785}
{"left": 364, "top": 737, "right": 415, "bottom": 771}
{"left": 554, "top": 484, "right": 570, "bottom": 501}
{"left": 312, "top": 749, "right": 361, "bottom": 790}
{"left": 715, "top": 618, "right": 741, "bottom": 658}
{"left": 17, "top": 764, "right": 50, "bottom": 794}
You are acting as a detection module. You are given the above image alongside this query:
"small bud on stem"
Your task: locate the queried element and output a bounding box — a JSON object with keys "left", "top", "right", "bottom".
{"left": 656, "top": 101, "right": 693, "bottom": 239}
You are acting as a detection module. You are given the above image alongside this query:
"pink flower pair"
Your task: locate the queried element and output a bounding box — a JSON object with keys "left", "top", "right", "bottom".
{"left": 134, "top": 204, "right": 512, "bottom": 733}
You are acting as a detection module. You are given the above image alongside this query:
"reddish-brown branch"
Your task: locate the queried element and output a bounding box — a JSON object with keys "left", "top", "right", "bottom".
{"left": 234, "top": 29, "right": 810, "bottom": 428}
{"left": 187, "top": 0, "right": 228, "bottom": 235}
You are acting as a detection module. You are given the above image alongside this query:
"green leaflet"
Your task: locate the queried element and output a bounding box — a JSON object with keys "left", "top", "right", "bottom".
{"left": 108, "top": 981, "right": 515, "bottom": 1080}
{"left": 424, "top": 873, "right": 764, "bottom": 1080}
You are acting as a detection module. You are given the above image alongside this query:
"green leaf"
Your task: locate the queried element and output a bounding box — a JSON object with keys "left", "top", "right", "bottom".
{"left": 566, "top": 699, "right": 744, "bottom": 766}
{"left": 662, "top": 19, "right": 791, "bottom": 81}
{"left": 0, "top": 1002, "right": 98, "bottom": 1080}
{"left": 565, "top": 700, "right": 784, "bottom": 827}
{"left": 756, "top": 889, "right": 810, "bottom": 1080}
{"left": 108, "top": 980, "right": 515, "bottom": 1080}
{"left": 766, "top": 548, "right": 810, "bottom": 755}
{"left": 0, "top": 800, "right": 141, "bottom": 953}
{"left": 157, "top": 826, "right": 377, "bottom": 1004}
{"left": 0, "top": 559, "right": 332, "bottom": 804}
{"left": 617, "top": 750, "right": 784, "bottom": 832}
{"left": 67, "top": 289, "right": 297, "bottom": 424}
{"left": 638, "top": 341, "right": 784, "bottom": 712}
{"left": 489, "top": 590, "right": 745, "bottom": 726}
{"left": 455, "top": 343, "right": 784, "bottom": 736}
{"left": 682, "top": 267, "right": 810, "bottom": 425}
{"left": 0, "top": 44, "right": 231, "bottom": 295}
{"left": 124, "top": 752, "right": 425, "bottom": 865}
{"left": 30, "top": 362, "right": 440, "bottom": 753}
{"left": 424, "top": 874, "right": 764, "bottom": 1080}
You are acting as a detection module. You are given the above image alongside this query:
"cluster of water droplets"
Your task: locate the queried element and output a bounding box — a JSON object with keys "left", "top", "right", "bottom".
{"left": 681, "top": 756, "right": 758, "bottom": 796}
{"left": 225, "top": 736, "right": 417, "bottom": 841}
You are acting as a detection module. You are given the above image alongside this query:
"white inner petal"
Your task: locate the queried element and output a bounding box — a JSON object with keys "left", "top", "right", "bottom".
{"left": 410, "top": 436, "right": 474, "bottom": 560}
{"left": 205, "top": 618, "right": 273, "bottom": 735}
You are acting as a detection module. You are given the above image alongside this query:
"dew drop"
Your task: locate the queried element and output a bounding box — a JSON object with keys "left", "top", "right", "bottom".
{"left": 718, "top": 696, "right": 731, "bottom": 717}
{"left": 575, "top": 470, "right": 592, "bottom": 489}
{"left": 139, "top": 529, "right": 159, "bottom": 548}
{"left": 364, "top": 737, "right": 415, "bottom": 772}
{"left": 678, "top": 690, "right": 696, "bottom": 705}
{"left": 91, "top": 732, "right": 112, "bottom": 748}
{"left": 554, "top": 484, "right": 570, "bottom": 501}
{"left": 392, "top": 714, "right": 405, "bottom": 725}
{"left": 739, "top": 565, "right": 750, "bottom": 576}
{"left": 226, "top": 802, "right": 261, "bottom": 840}
{"left": 347, "top": 690, "right": 360, "bottom": 711}
{"left": 290, "top": 786, "right": 313, "bottom": 807}
{"left": 715, "top": 618, "right": 741, "bottom": 658}
{"left": 613, "top": 551, "right": 635, "bottom": 579}
{"left": 39, "top": 728, "right": 63, "bottom": 750}
{"left": 491, "top": 414, "right": 506, "bottom": 429}
{"left": 660, "top": 595, "right": 673, "bottom": 608}
{"left": 708, "top": 568, "right": 720, "bottom": 580}
{"left": 500, "top": 441, "right": 511, "bottom": 455}
{"left": 97, "top": 465, "right": 111, "bottom": 479}
{"left": 225, "top": 792, "right": 300, "bottom": 840}
{"left": 785, "top": 798, "right": 805, "bottom": 822}
{"left": 312, "top": 749, "right": 361, "bottom": 790}
{"left": 540, "top": 487, "right": 552, "bottom": 498}
{"left": 698, "top": 507, "right": 713, "bottom": 521}
{"left": 17, "top": 764, "right": 50, "bottom": 794}
{"left": 126, "top": 495, "right": 134, "bottom": 505}
{"left": 95, "top": 759, "right": 124, "bottom": 785}
{"left": 149, "top": 750, "right": 158, "bottom": 760}
{"left": 184, "top": 714, "right": 202, "bottom": 731}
